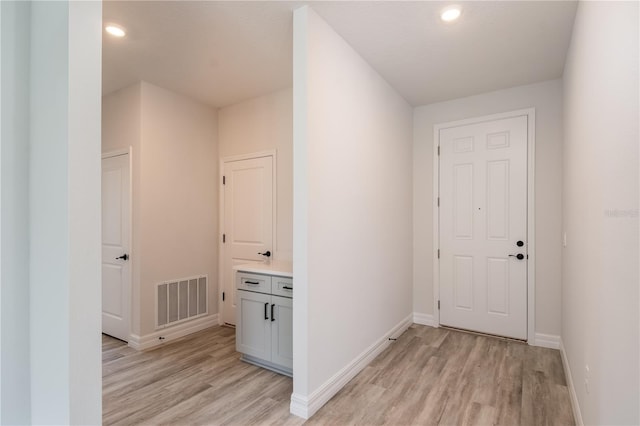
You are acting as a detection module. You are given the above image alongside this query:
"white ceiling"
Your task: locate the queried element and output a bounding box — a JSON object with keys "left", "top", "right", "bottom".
{"left": 103, "top": 1, "right": 577, "bottom": 108}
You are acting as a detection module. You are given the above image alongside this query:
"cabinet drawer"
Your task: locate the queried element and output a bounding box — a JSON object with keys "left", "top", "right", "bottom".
{"left": 237, "top": 272, "right": 271, "bottom": 294}
{"left": 271, "top": 276, "right": 293, "bottom": 298}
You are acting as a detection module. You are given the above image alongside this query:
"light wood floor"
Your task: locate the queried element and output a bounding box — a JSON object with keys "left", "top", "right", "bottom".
{"left": 103, "top": 324, "right": 574, "bottom": 425}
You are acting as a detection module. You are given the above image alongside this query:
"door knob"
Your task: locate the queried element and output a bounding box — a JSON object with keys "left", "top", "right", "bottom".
{"left": 509, "top": 253, "right": 524, "bottom": 260}
{"left": 516, "top": 240, "right": 524, "bottom": 247}
{"left": 258, "top": 250, "right": 271, "bottom": 258}
{"left": 116, "top": 254, "right": 129, "bottom": 261}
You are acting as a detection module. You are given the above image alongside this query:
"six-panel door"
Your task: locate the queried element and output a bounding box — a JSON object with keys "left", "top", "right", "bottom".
{"left": 439, "top": 115, "right": 528, "bottom": 340}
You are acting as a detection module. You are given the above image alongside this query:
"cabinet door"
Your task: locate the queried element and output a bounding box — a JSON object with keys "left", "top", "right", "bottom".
{"left": 270, "top": 295, "right": 293, "bottom": 369}
{"left": 236, "top": 290, "right": 272, "bottom": 360}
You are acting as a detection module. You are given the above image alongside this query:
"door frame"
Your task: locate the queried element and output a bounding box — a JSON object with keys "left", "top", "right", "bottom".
{"left": 432, "top": 108, "right": 536, "bottom": 344}
{"left": 218, "top": 150, "right": 277, "bottom": 325}
{"left": 101, "top": 147, "right": 133, "bottom": 341}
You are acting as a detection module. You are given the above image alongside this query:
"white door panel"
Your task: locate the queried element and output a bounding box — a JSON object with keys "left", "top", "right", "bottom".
{"left": 102, "top": 153, "right": 131, "bottom": 341}
{"left": 440, "top": 116, "right": 527, "bottom": 340}
{"left": 222, "top": 156, "right": 273, "bottom": 325}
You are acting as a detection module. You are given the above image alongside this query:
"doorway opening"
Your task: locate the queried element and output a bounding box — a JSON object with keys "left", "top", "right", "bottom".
{"left": 219, "top": 152, "right": 277, "bottom": 326}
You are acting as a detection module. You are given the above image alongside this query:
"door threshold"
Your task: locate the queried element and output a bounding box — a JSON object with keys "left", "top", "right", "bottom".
{"left": 102, "top": 333, "right": 128, "bottom": 344}
{"left": 222, "top": 323, "right": 236, "bottom": 329}
{"left": 440, "top": 325, "right": 526, "bottom": 344}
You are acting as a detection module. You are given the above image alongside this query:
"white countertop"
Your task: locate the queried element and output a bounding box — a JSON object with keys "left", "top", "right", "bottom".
{"left": 233, "top": 260, "right": 293, "bottom": 278}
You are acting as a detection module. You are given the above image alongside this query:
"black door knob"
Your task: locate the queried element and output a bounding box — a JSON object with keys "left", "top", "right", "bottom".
{"left": 116, "top": 254, "right": 129, "bottom": 261}
{"left": 516, "top": 240, "right": 524, "bottom": 247}
{"left": 509, "top": 253, "right": 525, "bottom": 260}
{"left": 258, "top": 250, "right": 271, "bottom": 258}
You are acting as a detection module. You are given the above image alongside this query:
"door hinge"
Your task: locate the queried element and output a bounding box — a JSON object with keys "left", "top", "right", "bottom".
{"left": 437, "top": 197, "right": 440, "bottom": 207}
{"left": 222, "top": 176, "right": 226, "bottom": 185}
{"left": 438, "top": 300, "right": 440, "bottom": 310}
{"left": 222, "top": 233, "right": 226, "bottom": 243}
{"left": 222, "top": 292, "right": 225, "bottom": 302}
{"left": 437, "top": 249, "right": 440, "bottom": 259}
{"left": 437, "top": 146, "right": 440, "bottom": 156}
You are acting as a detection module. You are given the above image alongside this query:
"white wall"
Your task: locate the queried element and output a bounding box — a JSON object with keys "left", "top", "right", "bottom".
{"left": 413, "top": 79, "right": 564, "bottom": 337}
{"left": 218, "top": 88, "right": 293, "bottom": 260}
{"left": 102, "top": 81, "right": 219, "bottom": 338}
{"left": 292, "top": 6, "right": 413, "bottom": 416}
{"left": 0, "top": 1, "right": 31, "bottom": 423}
{"left": 29, "top": 1, "right": 102, "bottom": 423}
{"left": 562, "top": 2, "right": 639, "bottom": 424}
{"left": 139, "top": 82, "right": 218, "bottom": 336}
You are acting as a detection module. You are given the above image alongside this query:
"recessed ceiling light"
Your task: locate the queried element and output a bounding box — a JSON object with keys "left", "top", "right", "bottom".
{"left": 105, "top": 25, "right": 126, "bottom": 38}
{"left": 441, "top": 6, "right": 462, "bottom": 22}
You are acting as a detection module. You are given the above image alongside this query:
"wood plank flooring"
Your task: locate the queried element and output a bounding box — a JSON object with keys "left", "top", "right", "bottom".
{"left": 103, "top": 324, "right": 574, "bottom": 425}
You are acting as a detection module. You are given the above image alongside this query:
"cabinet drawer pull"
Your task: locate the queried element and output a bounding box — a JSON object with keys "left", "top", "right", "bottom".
{"left": 264, "top": 302, "right": 269, "bottom": 320}
{"left": 282, "top": 286, "right": 293, "bottom": 290}
{"left": 245, "top": 280, "right": 260, "bottom": 285}
{"left": 271, "top": 304, "right": 275, "bottom": 322}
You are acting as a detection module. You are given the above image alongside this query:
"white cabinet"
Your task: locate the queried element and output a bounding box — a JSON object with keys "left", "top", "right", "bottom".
{"left": 236, "top": 290, "right": 272, "bottom": 361}
{"left": 270, "top": 295, "right": 293, "bottom": 368}
{"left": 236, "top": 271, "right": 293, "bottom": 376}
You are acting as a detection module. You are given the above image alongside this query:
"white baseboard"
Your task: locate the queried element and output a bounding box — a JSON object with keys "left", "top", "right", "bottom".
{"left": 560, "top": 338, "right": 584, "bottom": 426}
{"left": 289, "top": 394, "right": 310, "bottom": 419}
{"left": 128, "top": 314, "right": 219, "bottom": 351}
{"left": 413, "top": 312, "right": 437, "bottom": 327}
{"left": 290, "top": 314, "right": 413, "bottom": 420}
{"left": 533, "top": 332, "right": 561, "bottom": 349}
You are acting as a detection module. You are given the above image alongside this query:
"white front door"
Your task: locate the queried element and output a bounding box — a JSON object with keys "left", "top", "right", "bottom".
{"left": 102, "top": 153, "right": 131, "bottom": 341}
{"left": 439, "top": 115, "right": 528, "bottom": 340}
{"left": 222, "top": 155, "right": 274, "bottom": 325}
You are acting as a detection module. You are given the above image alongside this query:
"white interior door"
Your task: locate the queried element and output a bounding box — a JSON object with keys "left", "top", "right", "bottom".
{"left": 439, "top": 115, "right": 528, "bottom": 340}
{"left": 222, "top": 156, "right": 273, "bottom": 325}
{"left": 102, "top": 153, "right": 131, "bottom": 341}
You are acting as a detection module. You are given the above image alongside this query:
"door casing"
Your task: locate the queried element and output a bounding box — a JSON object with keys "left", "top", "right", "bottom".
{"left": 433, "top": 109, "right": 536, "bottom": 345}
{"left": 218, "top": 150, "right": 277, "bottom": 326}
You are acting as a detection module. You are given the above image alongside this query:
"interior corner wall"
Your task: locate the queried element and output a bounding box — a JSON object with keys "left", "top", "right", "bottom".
{"left": 413, "top": 79, "right": 564, "bottom": 337}
{"left": 0, "top": 1, "right": 32, "bottom": 423}
{"left": 561, "top": 1, "right": 639, "bottom": 424}
{"left": 102, "top": 81, "right": 219, "bottom": 338}
{"left": 292, "top": 5, "right": 413, "bottom": 414}
{"left": 138, "top": 82, "right": 218, "bottom": 336}
{"left": 218, "top": 88, "right": 293, "bottom": 261}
